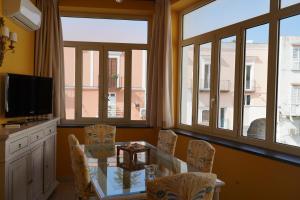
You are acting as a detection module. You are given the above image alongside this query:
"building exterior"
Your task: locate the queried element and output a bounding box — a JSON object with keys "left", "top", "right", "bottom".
{"left": 181, "top": 36, "right": 300, "bottom": 146}
{"left": 63, "top": 48, "right": 147, "bottom": 121}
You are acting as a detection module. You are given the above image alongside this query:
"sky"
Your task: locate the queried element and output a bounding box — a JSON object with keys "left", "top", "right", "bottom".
{"left": 183, "top": 0, "right": 300, "bottom": 43}
{"left": 61, "top": 0, "right": 300, "bottom": 44}
{"left": 61, "top": 17, "right": 148, "bottom": 44}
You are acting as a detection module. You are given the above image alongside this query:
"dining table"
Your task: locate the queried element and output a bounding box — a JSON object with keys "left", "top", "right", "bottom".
{"left": 84, "top": 141, "right": 225, "bottom": 200}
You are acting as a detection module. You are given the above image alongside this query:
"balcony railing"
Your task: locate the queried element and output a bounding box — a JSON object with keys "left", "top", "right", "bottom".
{"left": 199, "top": 79, "right": 231, "bottom": 92}
{"left": 219, "top": 80, "right": 231, "bottom": 92}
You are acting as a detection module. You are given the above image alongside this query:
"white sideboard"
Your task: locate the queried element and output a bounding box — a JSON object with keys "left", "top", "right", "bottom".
{"left": 0, "top": 118, "right": 59, "bottom": 200}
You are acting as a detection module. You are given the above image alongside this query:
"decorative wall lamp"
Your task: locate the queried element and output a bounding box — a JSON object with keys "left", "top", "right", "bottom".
{"left": 0, "top": 17, "right": 18, "bottom": 67}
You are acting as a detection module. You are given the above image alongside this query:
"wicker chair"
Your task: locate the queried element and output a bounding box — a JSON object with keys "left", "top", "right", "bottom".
{"left": 68, "top": 134, "right": 80, "bottom": 175}
{"left": 84, "top": 124, "right": 116, "bottom": 145}
{"left": 187, "top": 140, "right": 215, "bottom": 173}
{"left": 146, "top": 172, "right": 217, "bottom": 200}
{"left": 70, "top": 144, "right": 94, "bottom": 200}
{"left": 157, "top": 130, "right": 178, "bottom": 156}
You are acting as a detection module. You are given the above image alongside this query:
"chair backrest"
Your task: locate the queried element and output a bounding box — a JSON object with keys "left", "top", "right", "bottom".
{"left": 147, "top": 172, "right": 217, "bottom": 200}
{"left": 68, "top": 134, "right": 80, "bottom": 170}
{"left": 68, "top": 134, "right": 79, "bottom": 149}
{"left": 157, "top": 130, "right": 178, "bottom": 156}
{"left": 187, "top": 140, "right": 215, "bottom": 173}
{"left": 84, "top": 124, "right": 116, "bottom": 145}
{"left": 70, "top": 145, "right": 91, "bottom": 199}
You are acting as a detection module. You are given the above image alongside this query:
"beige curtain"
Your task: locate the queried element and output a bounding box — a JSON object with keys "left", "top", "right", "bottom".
{"left": 146, "top": 0, "right": 173, "bottom": 128}
{"left": 35, "top": 0, "right": 65, "bottom": 119}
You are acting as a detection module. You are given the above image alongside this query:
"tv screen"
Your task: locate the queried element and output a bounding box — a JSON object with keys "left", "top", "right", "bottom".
{"left": 5, "top": 74, "right": 53, "bottom": 118}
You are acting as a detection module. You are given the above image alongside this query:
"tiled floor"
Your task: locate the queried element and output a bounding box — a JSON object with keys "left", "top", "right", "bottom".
{"left": 48, "top": 181, "right": 76, "bottom": 200}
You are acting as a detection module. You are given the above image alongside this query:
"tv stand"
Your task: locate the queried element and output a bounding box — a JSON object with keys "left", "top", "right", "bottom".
{"left": 0, "top": 118, "right": 59, "bottom": 200}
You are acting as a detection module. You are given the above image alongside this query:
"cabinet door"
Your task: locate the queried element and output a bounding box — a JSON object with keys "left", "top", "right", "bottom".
{"left": 29, "top": 145, "right": 44, "bottom": 200}
{"left": 44, "top": 135, "right": 56, "bottom": 193}
{"left": 8, "top": 156, "right": 28, "bottom": 200}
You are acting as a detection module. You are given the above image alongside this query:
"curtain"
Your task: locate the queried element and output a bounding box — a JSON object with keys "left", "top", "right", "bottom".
{"left": 35, "top": 0, "right": 65, "bottom": 120}
{"left": 146, "top": 0, "right": 174, "bottom": 128}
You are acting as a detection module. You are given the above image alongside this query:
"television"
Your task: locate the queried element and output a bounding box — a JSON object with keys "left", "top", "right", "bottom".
{"left": 4, "top": 73, "right": 53, "bottom": 117}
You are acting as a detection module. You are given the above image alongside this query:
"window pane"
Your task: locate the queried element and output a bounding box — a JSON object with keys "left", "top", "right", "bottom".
{"left": 183, "top": 0, "right": 270, "bottom": 39}
{"left": 242, "top": 24, "right": 269, "bottom": 140}
{"left": 198, "top": 43, "right": 212, "bottom": 126}
{"left": 64, "top": 47, "right": 76, "bottom": 120}
{"left": 82, "top": 50, "right": 100, "bottom": 118}
{"left": 61, "top": 17, "right": 148, "bottom": 44}
{"left": 180, "top": 45, "right": 194, "bottom": 125}
{"left": 107, "top": 51, "right": 125, "bottom": 118}
{"left": 218, "top": 36, "right": 236, "bottom": 130}
{"left": 276, "top": 15, "right": 300, "bottom": 147}
{"left": 131, "top": 50, "right": 147, "bottom": 120}
{"left": 281, "top": 0, "right": 300, "bottom": 8}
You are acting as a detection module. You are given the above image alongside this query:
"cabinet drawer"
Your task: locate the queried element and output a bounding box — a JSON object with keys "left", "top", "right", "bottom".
{"left": 9, "top": 137, "right": 28, "bottom": 154}
{"left": 30, "top": 131, "right": 44, "bottom": 144}
{"left": 45, "top": 126, "right": 56, "bottom": 136}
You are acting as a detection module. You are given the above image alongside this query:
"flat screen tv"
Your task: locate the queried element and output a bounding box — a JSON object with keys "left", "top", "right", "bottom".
{"left": 5, "top": 73, "right": 53, "bottom": 118}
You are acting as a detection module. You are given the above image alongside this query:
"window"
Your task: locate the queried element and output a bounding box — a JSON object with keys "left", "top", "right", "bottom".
{"left": 198, "top": 43, "right": 212, "bottom": 126}
{"left": 107, "top": 51, "right": 125, "bottom": 119}
{"left": 276, "top": 14, "right": 300, "bottom": 147}
{"left": 245, "top": 95, "right": 251, "bottom": 106}
{"left": 242, "top": 24, "right": 269, "bottom": 140}
{"left": 183, "top": 0, "right": 270, "bottom": 39}
{"left": 180, "top": 45, "right": 194, "bottom": 125}
{"left": 62, "top": 17, "right": 149, "bottom": 124}
{"left": 179, "top": 0, "right": 300, "bottom": 156}
{"left": 218, "top": 36, "right": 236, "bottom": 130}
{"left": 293, "top": 46, "right": 300, "bottom": 70}
{"left": 82, "top": 50, "right": 100, "bottom": 118}
{"left": 219, "top": 108, "right": 226, "bottom": 128}
{"left": 201, "top": 110, "right": 210, "bottom": 124}
{"left": 131, "top": 50, "right": 147, "bottom": 121}
{"left": 245, "top": 64, "right": 254, "bottom": 90}
{"left": 64, "top": 47, "right": 76, "bottom": 120}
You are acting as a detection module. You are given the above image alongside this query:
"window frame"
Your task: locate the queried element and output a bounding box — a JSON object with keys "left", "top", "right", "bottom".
{"left": 178, "top": 0, "right": 300, "bottom": 156}
{"left": 61, "top": 13, "right": 151, "bottom": 125}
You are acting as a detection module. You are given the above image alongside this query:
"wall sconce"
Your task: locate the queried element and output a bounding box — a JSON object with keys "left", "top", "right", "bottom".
{"left": 0, "top": 17, "right": 18, "bottom": 67}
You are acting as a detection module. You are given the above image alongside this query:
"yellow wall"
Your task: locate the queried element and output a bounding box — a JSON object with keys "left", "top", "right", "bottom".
{"left": 0, "top": 0, "right": 35, "bottom": 124}
{"left": 175, "top": 135, "right": 300, "bottom": 200}
{"left": 0, "top": 0, "right": 35, "bottom": 74}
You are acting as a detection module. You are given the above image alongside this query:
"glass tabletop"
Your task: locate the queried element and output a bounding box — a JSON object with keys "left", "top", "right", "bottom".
{"left": 84, "top": 141, "right": 223, "bottom": 199}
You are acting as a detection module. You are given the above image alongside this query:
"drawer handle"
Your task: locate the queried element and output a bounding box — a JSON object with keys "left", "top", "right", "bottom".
{"left": 18, "top": 144, "right": 21, "bottom": 148}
